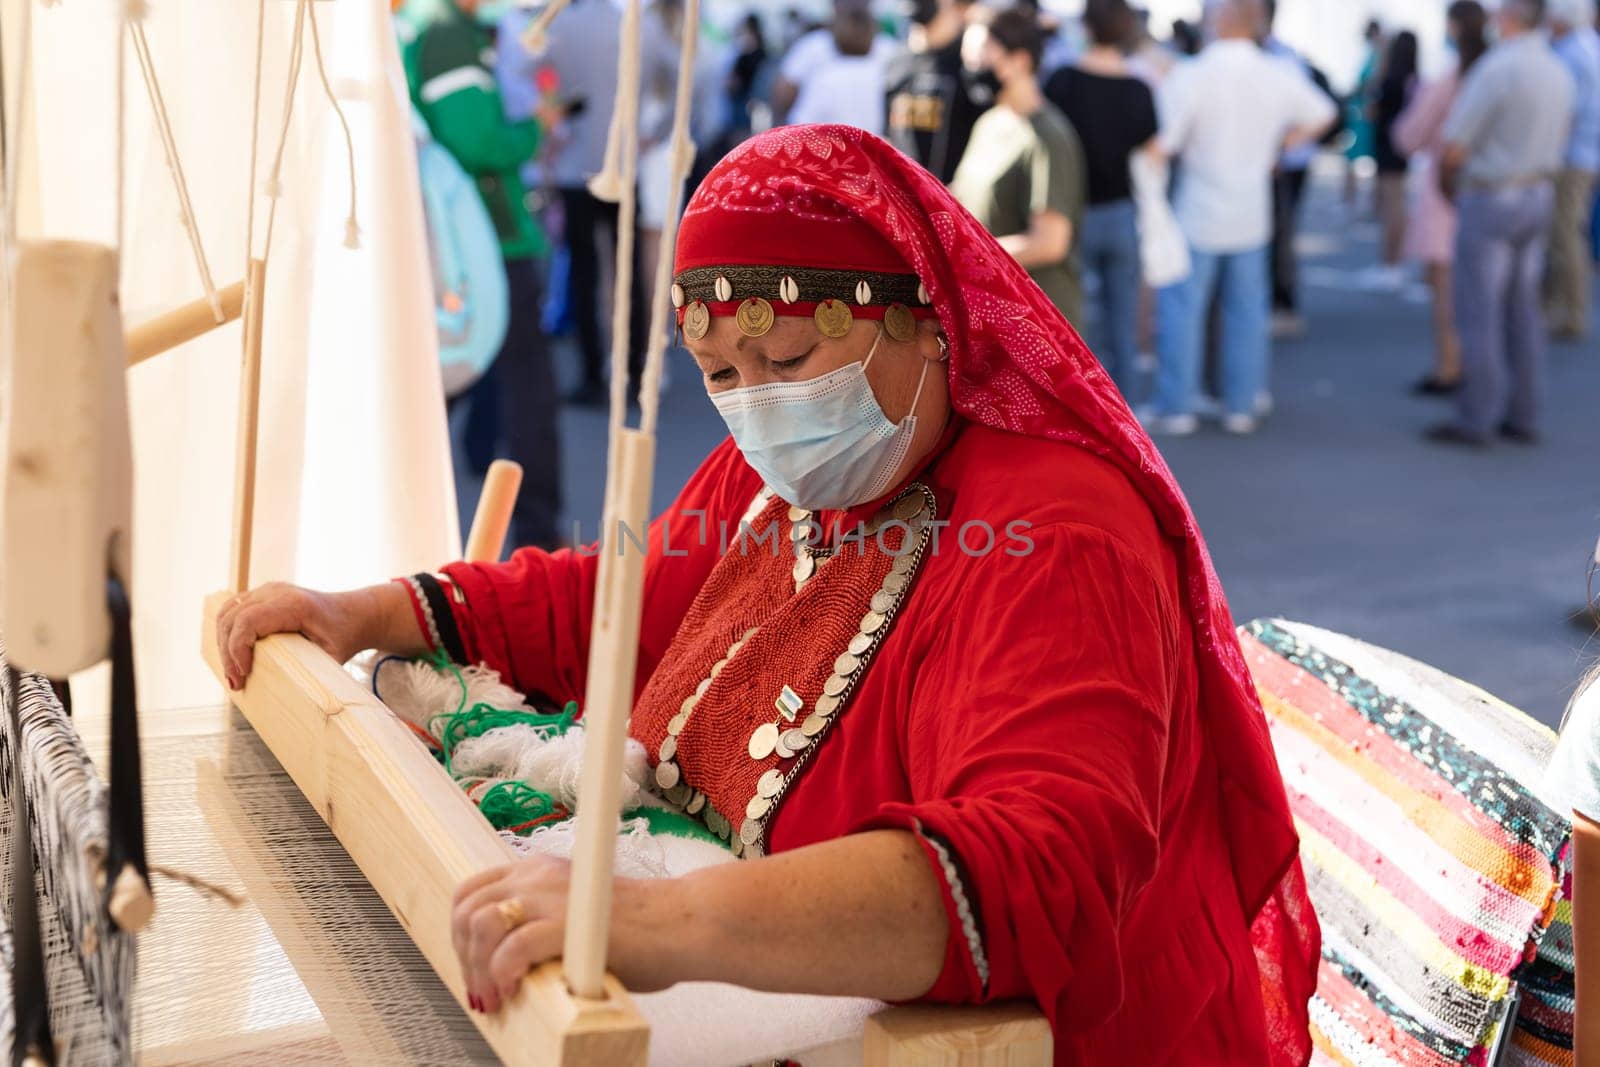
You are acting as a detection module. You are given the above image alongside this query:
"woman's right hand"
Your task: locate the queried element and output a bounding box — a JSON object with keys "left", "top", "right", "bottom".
{"left": 216, "top": 582, "right": 387, "bottom": 691}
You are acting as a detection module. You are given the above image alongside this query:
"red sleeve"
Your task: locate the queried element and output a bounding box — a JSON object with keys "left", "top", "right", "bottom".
{"left": 439, "top": 438, "right": 762, "bottom": 705}
{"left": 853, "top": 524, "right": 1182, "bottom": 1029}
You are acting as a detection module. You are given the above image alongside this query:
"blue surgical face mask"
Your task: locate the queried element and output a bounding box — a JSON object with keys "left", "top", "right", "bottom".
{"left": 710, "top": 328, "right": 930, "bottom": 512}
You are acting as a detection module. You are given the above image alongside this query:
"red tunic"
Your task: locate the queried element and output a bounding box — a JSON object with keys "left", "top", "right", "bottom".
{"left": 438, "top": 422, "right": 1280, "bottom": 1063}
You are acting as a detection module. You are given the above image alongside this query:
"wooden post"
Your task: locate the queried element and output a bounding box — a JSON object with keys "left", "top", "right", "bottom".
{"left": 1, "top": 241, "right": 133, "bottom": 678}
{"left": 125, "top": 280, "right": 246, "bottom": 366}
{"left": 562, "top": 429, "right": 654, "bottom": 999}
{"left": 464, "top": 460, "right": 523, "bottom": 564}
{"left": 228, "top": 259, "right": 267, "bottom": 593}
{"left": 199, "top": 593, "right": 650, "bottom": 1065}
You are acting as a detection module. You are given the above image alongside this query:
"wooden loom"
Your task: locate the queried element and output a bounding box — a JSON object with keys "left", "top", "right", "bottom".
{"left": 165, "top": 2, "right": 1052, "bottom": 1065}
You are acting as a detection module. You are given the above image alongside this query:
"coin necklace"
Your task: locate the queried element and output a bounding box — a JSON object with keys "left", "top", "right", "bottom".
{"left": 737, "top": 484, "right": 936, "bottom": 857}
{"left": 653, "top": 625, "right": 759, "bottom": 833}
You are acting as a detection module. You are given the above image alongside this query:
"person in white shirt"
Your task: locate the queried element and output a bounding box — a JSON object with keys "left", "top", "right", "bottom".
{"left": 771, "top": 0, "right": 903, "bottom": 136}
{"left": 1139, "top": 0, "right": 1334, "bottom": 437}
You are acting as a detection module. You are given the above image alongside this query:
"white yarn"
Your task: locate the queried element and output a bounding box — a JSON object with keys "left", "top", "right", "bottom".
{"left": 504, "top": 816, "right": 735, "bottom": 881}
{"left": 365, "top": 656, "right": 658, "bottom": 812}
{"left": 452, "top": 726, "right": 651, "bottom": 812}
{"left": 370, "top": 659, "right": 533, "bottom": 734}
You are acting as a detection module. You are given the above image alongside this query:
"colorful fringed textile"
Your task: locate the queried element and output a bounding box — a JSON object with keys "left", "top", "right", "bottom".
{"left": 1242, "top": 619, "right": 1575, "bottom": 1067}
{"left": 0, "top": 642, "right": 135, "bottom": 1063}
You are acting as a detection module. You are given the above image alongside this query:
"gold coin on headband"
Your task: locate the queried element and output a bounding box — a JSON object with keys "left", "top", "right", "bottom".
{"left": 884, "top": 303, "right": 916, "bottom": 343}
{"left": 814, "top": 299, "right": 853, "bottom": 338}
{"left": 736, "top": 297, "right": 775, "bottom": 337}
{"left": 684, "top": 300, "right": 711, "bottom": 340}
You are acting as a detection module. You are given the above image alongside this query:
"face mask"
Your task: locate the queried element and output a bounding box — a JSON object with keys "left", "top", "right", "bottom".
{"left": 710, "top": 328, "right": 930, "bottom": 512}
{"left": 973, "top": 68, "right": 1002, "bottom": 97}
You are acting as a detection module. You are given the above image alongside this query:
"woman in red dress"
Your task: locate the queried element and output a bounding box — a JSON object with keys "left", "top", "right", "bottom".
{"left": 217, "top": 125, "right": 1319, "bottom": 1064}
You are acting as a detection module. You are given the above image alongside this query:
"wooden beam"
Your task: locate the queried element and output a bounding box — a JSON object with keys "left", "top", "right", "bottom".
{"left": 200, "top": 593, "right": 650, "bottom": 1066}
{"left": 228, "top": 260, "right": 267, "bottom": 593}
{"left": 125, "top": 280, "right": 246, "bottom": 367}
{"left": 863, "top": 1002, "right": 1052, "bottom": 1066}
{"left": 563, "top": 429, "right": 654, "bottom": 997}
{"left": 1, "top": 240, "right": 132, "bottom": 678}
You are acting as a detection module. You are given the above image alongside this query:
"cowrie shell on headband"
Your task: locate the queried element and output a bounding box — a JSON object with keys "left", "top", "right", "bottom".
{"left": 714, "top": 275, "right": 733, "bottom": 302}
{"left": 917, "top": 280, "right": 930, "bottom": 305}
{"left": 855, "top": 280, "right": 872, "bottom": 305}
{"left": 671, "top": 283, "right": 685, "bottom": 308}
{"left": 779, "top": 275, "right": 800, "bottom": 304}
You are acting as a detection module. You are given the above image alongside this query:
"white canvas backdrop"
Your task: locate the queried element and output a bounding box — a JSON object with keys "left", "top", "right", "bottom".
{"left": 9, "top": 0, "right": 458, "bottom": 710}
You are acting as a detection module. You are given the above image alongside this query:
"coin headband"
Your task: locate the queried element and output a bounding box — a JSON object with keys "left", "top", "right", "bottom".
{"left": 671, "top": 264, "right": 939, "bottom": 340}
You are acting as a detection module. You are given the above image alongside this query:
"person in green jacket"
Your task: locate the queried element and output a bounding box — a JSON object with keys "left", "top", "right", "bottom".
{"left": 400, "top": 0, "right": 564, "bottom": 550}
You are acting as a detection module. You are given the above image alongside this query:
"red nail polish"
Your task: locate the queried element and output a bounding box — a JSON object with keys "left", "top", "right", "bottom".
{"left": 468, "top": 994, "right": 480, "bottom": 1012}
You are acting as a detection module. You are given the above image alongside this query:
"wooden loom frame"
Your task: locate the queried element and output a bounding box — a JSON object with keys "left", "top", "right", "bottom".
{"left": 195, "top": 476, "right": 1052, "bottom": 1065}
{"left": 183, "top": 1, "right": 1050, "bottom": 1062}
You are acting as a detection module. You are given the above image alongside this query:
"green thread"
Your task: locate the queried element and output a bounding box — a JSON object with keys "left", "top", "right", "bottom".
{"left": 629, "top": 807, "right": 731, "bottom": 850}
{"left": 477, "top": 779, "right": 559, "bottom": 830}
{"left": 405, "top": 657, "right": 726, "bottom": 849}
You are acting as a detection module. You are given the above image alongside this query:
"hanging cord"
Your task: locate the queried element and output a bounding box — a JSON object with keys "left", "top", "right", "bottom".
{"left": 258, "top": 0, "right": 308, "bottom": 265}
{"left": 242, "top": 0, "right": 266, "bottom": 269}
{"left": 595, "top": 0, "right": 643, "bottom": 575}
{"left": 3, "top": 0, "right": 31, "bottom": 245}
{"left": 302, "top": 0, "right": 359, "bottom": 249}
{"left": 518, "top": 0, "right": 572, "bottom": 54}
{"left": 128, "top": 16, "right": 222, "bottom": 318}
{"left": 637, "top": 0, "right": 701, "bottom": 437}
{"left": 0, "top": 0, "right": 35, "bottom": 313}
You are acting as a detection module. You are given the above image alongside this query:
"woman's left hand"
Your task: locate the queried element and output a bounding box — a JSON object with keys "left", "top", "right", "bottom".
{"left": 451, "top": 855, "right": 686, "bottom": 1013}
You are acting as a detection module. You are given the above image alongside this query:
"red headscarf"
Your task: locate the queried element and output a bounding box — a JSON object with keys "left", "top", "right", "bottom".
{"left": 677, "top": 125, "right": 1319, "bottom": 1059}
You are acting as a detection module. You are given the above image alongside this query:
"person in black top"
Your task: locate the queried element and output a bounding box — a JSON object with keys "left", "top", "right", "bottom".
{"left": 727, "top": 14, "right": 768, "bottom": 140}
{"left": 884, "top": 0, "right": 991, "bottom": 184}
{"left": 1042, "top": 0, "right": 1156, "bottom": 392}
{"left": 1374, "top": 30, "right": 1419, "bottom": 271}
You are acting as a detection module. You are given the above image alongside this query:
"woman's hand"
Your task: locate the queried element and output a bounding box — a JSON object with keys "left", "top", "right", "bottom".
{"left": 449, "top": 829, "right": 948, "bottom": 1014}
{"left": 215, "top": 581, "right": 417, "bottom": 690}
{"left": 450, "top": 856, "right": 687, "bottom": 1013}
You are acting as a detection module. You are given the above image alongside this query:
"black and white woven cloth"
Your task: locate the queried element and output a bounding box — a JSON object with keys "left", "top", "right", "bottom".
{"left": 1, "top": 640, "right": 134, "bottom": 1064}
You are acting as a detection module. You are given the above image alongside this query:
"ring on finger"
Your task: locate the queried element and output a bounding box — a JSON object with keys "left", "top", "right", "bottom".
{"left": 496, "top": 897, "right": 526, "bottom": 934}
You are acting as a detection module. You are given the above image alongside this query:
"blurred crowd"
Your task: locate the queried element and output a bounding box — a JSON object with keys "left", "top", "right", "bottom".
{"left": 394, "top": 0, "right": 1600, "bottom": 551}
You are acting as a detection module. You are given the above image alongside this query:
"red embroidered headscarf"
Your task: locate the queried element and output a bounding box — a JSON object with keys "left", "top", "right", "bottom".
{"left": 676, "top": 125, "right": 1319, "bottom": 1060}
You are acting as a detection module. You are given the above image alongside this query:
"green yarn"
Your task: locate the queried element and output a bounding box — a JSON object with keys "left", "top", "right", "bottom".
{"left": 411, "top": 651, "right": 579, "bottom": 829}
{"left": 408, "top": 656, "right": 727, "bottom": 851}
{"left": 477, "top": 779, "right": 560, "bottom": 831}
{"left": 420, "top": 649, "right": 578, "bottom": 774}
{"left": 628, "top": 807, "right": 730, "bottom": 850}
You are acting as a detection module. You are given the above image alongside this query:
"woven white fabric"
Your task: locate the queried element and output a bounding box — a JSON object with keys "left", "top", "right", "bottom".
{"left": 0, "top": 641, "right": 134, "bottom": 1063}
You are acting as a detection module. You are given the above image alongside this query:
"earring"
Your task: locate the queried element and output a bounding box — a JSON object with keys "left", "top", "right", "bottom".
{"left": 935, "top": 334, "right": 950, "bottom": 362}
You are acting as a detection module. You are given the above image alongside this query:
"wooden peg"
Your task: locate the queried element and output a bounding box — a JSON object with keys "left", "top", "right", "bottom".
{"left": 125, "top": 279, "right": 246, "bottom": 366}
{"left": 107, "top": 862, "right": 155, "bottom": 933}
{"left": 464, "top": 460, "right": 523, "bottom": 564}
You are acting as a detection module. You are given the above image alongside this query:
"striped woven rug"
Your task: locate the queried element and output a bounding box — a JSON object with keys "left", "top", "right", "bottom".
{"left": 1242, "top": 619, "right": 1575, "bottom": 1067}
